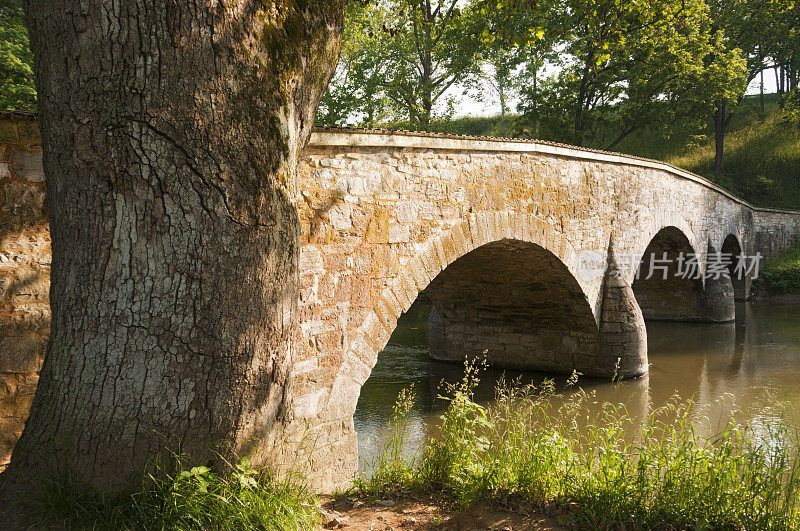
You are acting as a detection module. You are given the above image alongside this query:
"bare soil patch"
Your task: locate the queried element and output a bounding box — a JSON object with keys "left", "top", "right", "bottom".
{"left": 319, "top": 493, "right": 568, "bottom": 530}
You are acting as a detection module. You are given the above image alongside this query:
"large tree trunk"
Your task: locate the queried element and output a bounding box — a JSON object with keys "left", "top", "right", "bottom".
{"left": 498, "top": 82, "right": 507, "bottom": 137}
{"left": 714, "top": 100, "right": 726, "bottom": 178}
{"left": 1, "top": 0, "right": 344, "bottom": 502}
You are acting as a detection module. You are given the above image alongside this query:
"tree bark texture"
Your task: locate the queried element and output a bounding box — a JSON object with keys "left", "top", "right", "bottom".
{"left": 714, "top": 100, "right": 726, "bottom": 178}
{"left": 2, "top": 0, "right": 344, "bottom": 497}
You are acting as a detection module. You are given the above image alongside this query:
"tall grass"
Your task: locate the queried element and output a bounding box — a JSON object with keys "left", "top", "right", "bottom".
{"left": 357, "top": 384, "right": 420, "bottom": 493}
{"left": 365, "top": 357, "right": 800, "bottom": 529}
{"left": 29, "top": 458, "right": 320, "bottom": 530}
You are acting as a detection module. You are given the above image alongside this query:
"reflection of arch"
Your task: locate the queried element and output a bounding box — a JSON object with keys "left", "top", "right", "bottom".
{"left": 632, "top": 226, "right": 705, "bottom": 322}
{"left": 324, "top": 212, "right": 587, "bottom": 417}
{"left": 426, "top": 239, "right": 600, "bottom": 373}
{"left": 721, "top": 234, "right": 747, "bottom": 300}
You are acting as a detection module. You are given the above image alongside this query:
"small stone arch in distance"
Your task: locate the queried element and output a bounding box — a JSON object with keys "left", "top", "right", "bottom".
{"left": 624, "top": 213, "right": 703, "bottom": 288}
{"left": 631, "top": 224, "right": 706, "bottom": 322}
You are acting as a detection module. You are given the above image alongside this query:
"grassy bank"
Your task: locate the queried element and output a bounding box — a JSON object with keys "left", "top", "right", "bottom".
{"left": 360, "top": 359, "right": 800, "bottom": 529}
{"left": 29, "top": 459, "right": 319, "bottom": 530}
{"left": 665, "top": 111, "right": 800, "bottom": 210}
{"left": 755, "top": 241, "right": 800, "bottom": 296}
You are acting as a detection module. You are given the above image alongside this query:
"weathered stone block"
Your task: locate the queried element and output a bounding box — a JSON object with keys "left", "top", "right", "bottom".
{"left": 329, "top": 203, "right": 352, "bottom": 231}
{"left": 1, "top": 181, "right": 45, "bottom": 218}
{"left": 388, "top": 223, "right": 410, "bottom": 243}
{"left": 0, "top": 335, "right": 42, "bottom": 373}
{"left": 0, "top": 393, "right": 34, "bottom": 420}
{"left": 11, "top": 149, "right": 44, "bottom": 182}
{"left": 366, "top": 217, "right": 388, "bottom": 243}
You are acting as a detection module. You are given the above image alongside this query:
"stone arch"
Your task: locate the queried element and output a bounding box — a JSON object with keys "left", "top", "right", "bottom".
{"left": 323, "top": 211, "right": 589, "bottom": 419}
{"left": 425, "top": 239, "right": 601, "bottom": 373}
{"left": 625, "top": 213, "right": 703, "bottom": 287}
{"left": 631, "top": 226, "right": 706, "bottom": 322}
{"left": 721, "top": 233, "right": 747, "bottom": 300}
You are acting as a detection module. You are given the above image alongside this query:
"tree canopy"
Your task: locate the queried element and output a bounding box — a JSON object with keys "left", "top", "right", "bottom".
{"left": 319, "top": 0, "right": 485, "bottom": 129}
{"left": 0, "top": 0, "right": 35, "bottom": 111}
{"left": 318, "top": 0, "right": 797, "bottom": 177}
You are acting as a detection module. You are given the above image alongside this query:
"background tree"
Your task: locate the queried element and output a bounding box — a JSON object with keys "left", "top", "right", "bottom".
{"left": 321, "top": 0, "right": 484, "bottom": 129}
{"left": 1, "top": 0, "right": 345, "bottom": 505}
{"left": 471, "top": 0, "right": 556, "bottom": 137}
{"left": 0, "top": 0, "right": 35, "bottom": 111}
{"left": 705, "top": 0, "right": 791, "bottom": 177}
{"left": 317, "top": 1, "right": 392, "bottom": 127}
{"left": 474, "top": 46, "right": 524, "bottom": 137}
{"left": 518, "top": 0, "right": 746, "bottom": 149}
{"left": 766, "top": 0, "right": 799, "bottom": 108}
{"left": 381, "top": 0, "right": 484, "bottom": 128}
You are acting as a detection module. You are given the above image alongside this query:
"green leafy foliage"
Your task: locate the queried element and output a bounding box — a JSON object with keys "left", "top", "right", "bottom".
{"left": 0, "top": 0, "right": 35, "bottom": 111}
{"left": 318, "top": 0, "right": 485, "bottom": 129}
{"left": 517, "top": 0, "right": 748, "bottom": 148}
{"left": 30, "top": 458, "right": 320, "bottom": 530}
{"left": 755, "top": 240, "right": 800, "bottom": 294}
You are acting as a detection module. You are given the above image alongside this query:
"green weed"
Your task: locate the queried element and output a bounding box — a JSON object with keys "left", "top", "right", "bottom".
{"left": 755, "top": 240, "right": 800, "bottom": 294}
{"left": 29, "top": 458, "right": 320, "bottom": 530}
{"left": 366, "top": 357, "right": 800, "bottom": 529}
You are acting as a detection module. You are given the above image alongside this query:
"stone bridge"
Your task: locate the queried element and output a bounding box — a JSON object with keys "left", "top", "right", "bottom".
{"left": 2, "top": 113, "right": 800, "bottom": 488}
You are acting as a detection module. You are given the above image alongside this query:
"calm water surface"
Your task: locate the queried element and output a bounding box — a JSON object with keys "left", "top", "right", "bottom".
{"left": 354, "top": 300, "right": 800, "bottom": 472}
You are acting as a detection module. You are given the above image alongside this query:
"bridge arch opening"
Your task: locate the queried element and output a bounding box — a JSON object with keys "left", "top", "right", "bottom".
{"left": 632, "top": 226, "right": 705, "bottom": 321}
{"left": 332, "top": 215, "right": 642, "bottom": 485}
{"left": 353, "top": 237, "right": 603, "bottom": 475}
{"left": 423, "top": 239, "right": 600, "bottom": 374}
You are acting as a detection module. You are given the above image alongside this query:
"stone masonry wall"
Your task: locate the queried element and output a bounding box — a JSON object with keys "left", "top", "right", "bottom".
{"left": 753, "top": 210, "right": 800, "bottom": 262}
{"left": 0, "top": 113, "right": 48, "bottom": 471}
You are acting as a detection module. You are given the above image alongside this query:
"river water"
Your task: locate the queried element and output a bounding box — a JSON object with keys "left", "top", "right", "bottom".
{"left": 354, "top": 300, "right": 800, "bottom": 473}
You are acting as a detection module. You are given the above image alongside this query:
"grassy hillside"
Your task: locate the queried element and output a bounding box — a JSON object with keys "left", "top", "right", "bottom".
{"left": 754, "top": 240, "right": 800, "bottom": 294}
{"left": 614, "top": 94, "right": 800, "bottom": 210}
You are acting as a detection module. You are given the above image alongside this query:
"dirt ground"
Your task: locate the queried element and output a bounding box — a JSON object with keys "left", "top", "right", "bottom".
{"left": 319, "top": 493, "right": 569, "bottom": 530}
